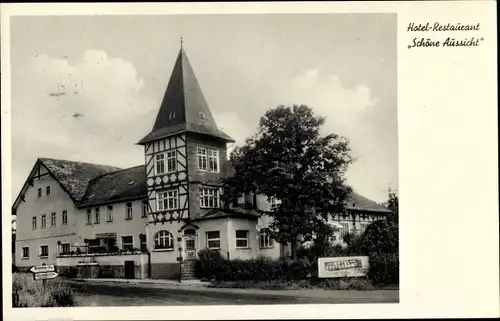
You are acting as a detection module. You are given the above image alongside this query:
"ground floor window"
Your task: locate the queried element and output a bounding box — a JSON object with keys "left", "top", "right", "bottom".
{"left": 154, "top": 230, "right": 173, "bottom": 250}
{"left": 206, "top": 231, "right": 220, "bottom": 249}
{"left": 22, "top": 247, "right": 29, "bottom": 259}
{"left": 121, "top": 236, "right": 134, "bottom": 251}
{"left": 340, "top": 222, "right": 350, "bottom": 237}
{"left": 139, "top": 234, "right": 147, "bottom": 252}
{"left": 236, "top": 230, "right": 249, "bottom": 248}
{"left": 259, "top": 229, "right": 274, "bottom": 248}
{"left": 40, "top": 245, "right": 49, "bottom": 257}
{"left": 61, "top": 243, "right": 70, "bottom": 254}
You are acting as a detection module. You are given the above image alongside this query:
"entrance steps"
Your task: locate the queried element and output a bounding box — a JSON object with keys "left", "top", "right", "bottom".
{"left": 181, "top": 260, "right": 197, "bottom": 281}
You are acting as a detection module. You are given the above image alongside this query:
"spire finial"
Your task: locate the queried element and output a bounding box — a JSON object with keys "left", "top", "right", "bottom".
{"left": 180, "top": 37, "right": 183, "bottom": 49}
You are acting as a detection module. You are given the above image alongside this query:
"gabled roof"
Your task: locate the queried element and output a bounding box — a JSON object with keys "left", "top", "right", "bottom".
{"left": 78, "top": 165, "right": 147, "bottom": 207}
{"left": 40, "top": 158, "right": 122, "bottom": 202}
{"left": 138, "top": 47, "right": 234, "bottom": 144}
{"left": 346, "top": 192, "right": 392, "bottom": 213}
{"left": 11, "top": 158, "right": 122, "bottom": 214}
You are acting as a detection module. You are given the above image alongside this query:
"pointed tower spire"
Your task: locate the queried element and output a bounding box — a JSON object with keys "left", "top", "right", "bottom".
{"left": 138, "top": 45, "right": 234, "bottom": 145}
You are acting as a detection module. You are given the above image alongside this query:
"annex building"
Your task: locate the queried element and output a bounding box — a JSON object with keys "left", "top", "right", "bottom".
{"left": 13, "top": 45, "right": 391, "bottom": 280}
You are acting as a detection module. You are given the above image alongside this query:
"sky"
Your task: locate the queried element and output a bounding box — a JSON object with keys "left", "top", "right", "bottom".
{"left": 9, "top": 14, "right": 397, "bottom": 204}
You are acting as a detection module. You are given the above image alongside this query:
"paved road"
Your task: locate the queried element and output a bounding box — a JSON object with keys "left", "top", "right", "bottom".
{"left": 70, "top": 281, "right": 300, "bottom": 306}
{"left": 68, "top": 281, "right": 398, "bottom": 306}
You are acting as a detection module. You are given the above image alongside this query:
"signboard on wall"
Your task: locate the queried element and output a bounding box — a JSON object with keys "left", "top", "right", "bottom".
{"left": 318, "top": 256, "right": 369, "bottom": 278}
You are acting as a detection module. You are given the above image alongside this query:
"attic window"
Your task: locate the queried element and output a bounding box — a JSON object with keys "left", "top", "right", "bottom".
{"left": 169, "top": 112, "right": 176, "bottom": 120}
{"left": 199, "top": 112, "right": 206, "bottom": 121}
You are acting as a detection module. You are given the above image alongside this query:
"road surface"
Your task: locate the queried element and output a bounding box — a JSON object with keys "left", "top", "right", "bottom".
{"left": 68, "top": 281, "right": 398, "bottom": 306}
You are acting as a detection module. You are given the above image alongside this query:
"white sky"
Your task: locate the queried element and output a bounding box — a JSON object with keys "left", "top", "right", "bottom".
{"left": 10, "top": 14, "right": 397, "bottom": 204}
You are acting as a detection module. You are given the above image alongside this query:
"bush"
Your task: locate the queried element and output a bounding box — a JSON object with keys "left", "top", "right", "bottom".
{"left": 195, "top": 249, "right": 314, "bottom": 282}
{"left": 361, "top": 219, "right": 398, "bottom": 254}
{"left": 367, "top": 252, "right": 399, "bottom": 285}
{"left": 317, "top": 277, "right": 375, "bottom": 291}
{"left": 12, "top": 273, "right": 77, "bottom": 307}
{"left": 361, "top": 219, "right": 399, "bottom": 285}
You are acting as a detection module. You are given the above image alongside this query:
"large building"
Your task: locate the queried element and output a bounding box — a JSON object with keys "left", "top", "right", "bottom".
{"left": 12, "top": 45, "right": 391, "bottom": 280}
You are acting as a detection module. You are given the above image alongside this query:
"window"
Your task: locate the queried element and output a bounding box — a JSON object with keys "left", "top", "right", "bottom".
{"left": 185, "top": 238, "right": 195, "bottom": 250}
{"left": 142, "top": 202, "right": 148, "bottom": 218}
{"left": 22, "top": 247, "right": 29, "bottom": 259}
{"left": 51, "top": 212, "right": 56, "bottom": 226}
{"left": 139, "top": 234, "right": 147, "bottom": 252}
{"left": 166, "top": 150, "right": 177, "bottom": 173}
{"left": 200, "top": 188, "right": 219, "bottom": 208}
{"left": 121, "top": 236, "right": 134, "bottom": 251}
{"left": 37, "top": 188, "right": 42, "bottom": 198}
{"left": 32, "top": 216, "right": 37, "bottom": 229}
{"left": 155, "top": 153, "right": 165, "bottom": 175}
{"left": 206, "top": 231, "right": 220, "bottom": 249}
{"left": 126, "top": 203, "right": 133, "bottom": 220}
{"left": 61, "top": 243, "right": 70, "bottom": 254}
{"left": 154, "top": 230, "right": 174, "bottom": 250}
{"left": 340, "top": 222, "right": 350, "bottom": 237}
{"left": 360, "top": 222, "right": 370, "bottom": 233}
{"left": 62, "top": 210, "right": 68, "bottom": 225}
{"left": 197, "top": 147, "right": 207, "bottom": 170}
{"left": 236, "top": 230, "right": 249, "bottom": 248}
{"left": 208, "top": 149, "right": 219, "bottom": 172}
{"left": 270, "top": 197, "right": 281, "bottom": 207}
{"left": 259, "top": 229, "right": 274, "bottom": 248}
{"left": 40, "top": 245, "right": 49, "bottom": 257}
{"left": 46, "top": 186, "right": 51, "bottom": 196}
{"left": 86, "top": 209, "right": 92, "bottom": 224}
{"left": 107, "top": 206, "right": 113, "bottom": 222}
{"left": 95, "top": 207, "right": 100, "bottom": 224}
{"left": 41, "top": 214, "right": 47, "bottom": 228}
{"left": 157, "top": 190, "right": 178, "bottom": 211}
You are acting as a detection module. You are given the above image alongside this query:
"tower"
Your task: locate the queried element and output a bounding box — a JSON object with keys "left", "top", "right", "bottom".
{"left": 138, "top": 44, "right": 234, "bottom": 227}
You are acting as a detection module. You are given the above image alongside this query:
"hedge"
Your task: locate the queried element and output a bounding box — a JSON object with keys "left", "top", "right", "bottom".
{"left": 195, "top": 249, "right": 312, "bottom": 282}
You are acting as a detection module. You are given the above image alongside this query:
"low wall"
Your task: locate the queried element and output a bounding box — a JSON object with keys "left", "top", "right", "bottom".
{"left": 57, "top": 253, "right": 149, "bottom": 279}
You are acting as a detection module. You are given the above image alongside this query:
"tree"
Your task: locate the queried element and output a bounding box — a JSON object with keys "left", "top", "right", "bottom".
{"left": 387, "top": 192, "right": 398, "bottom": 223}
{"left": 222, "top": 105, "right": 353, "bottom": 260}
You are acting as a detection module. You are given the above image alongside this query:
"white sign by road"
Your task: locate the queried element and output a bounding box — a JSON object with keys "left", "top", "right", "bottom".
{"left": 30, "top": 264, "right": 55, "bottom": 273}
{"left": 318, "top": 256, "right": 369, "bottom": 278}
{"left": 33, "top": 271, "right": 59, "bottom": 280}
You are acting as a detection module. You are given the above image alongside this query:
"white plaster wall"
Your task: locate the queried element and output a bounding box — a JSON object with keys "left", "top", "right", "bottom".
{"left": 15, "top": 171, "right": 79, "bottom": 267}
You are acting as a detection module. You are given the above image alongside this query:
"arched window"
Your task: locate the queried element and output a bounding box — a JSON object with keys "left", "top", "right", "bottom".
{"left": 154, "top": 230, "right": 174, "bottom": 249}
{"left": 259, "top": 228, "right": 274, "bottom": 249}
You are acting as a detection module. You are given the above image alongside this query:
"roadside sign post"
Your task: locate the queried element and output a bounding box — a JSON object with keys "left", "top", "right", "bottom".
{"left": 318, "top": 256, "right": 370, "bottom": 278}
{"left": 30, "top": 264, "right": 58, "bottom": 288}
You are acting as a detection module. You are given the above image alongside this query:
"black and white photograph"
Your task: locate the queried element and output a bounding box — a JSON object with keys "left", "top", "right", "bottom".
{"left": 8, "top": 13, "right": 399, "bottom": 307}
{"left": 2, "top": 2, "right": 498, "bottom": 319}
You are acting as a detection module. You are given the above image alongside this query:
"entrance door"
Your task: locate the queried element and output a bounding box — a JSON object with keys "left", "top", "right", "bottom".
{"left": 183, "top": 236, "right": 197, "bottom": 260}
{"left": 124, "top": 261, "right": 135, "bottom": 279}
